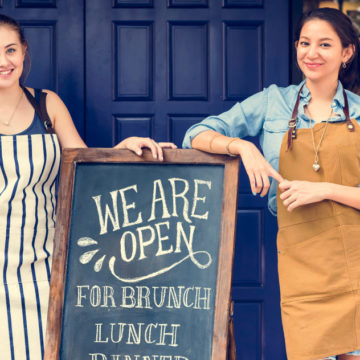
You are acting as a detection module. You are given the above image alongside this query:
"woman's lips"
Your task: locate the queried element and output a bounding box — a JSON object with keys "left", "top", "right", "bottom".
{"left": 304, "top": 62, "right": 322, "bottom": 69}
{"left": 0, "top": 69, "right": 14, "bottom": 77}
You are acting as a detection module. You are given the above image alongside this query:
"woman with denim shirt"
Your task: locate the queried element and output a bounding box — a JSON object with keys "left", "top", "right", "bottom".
{"left": 183, "top": 8, "right": 360, "bottom": 360}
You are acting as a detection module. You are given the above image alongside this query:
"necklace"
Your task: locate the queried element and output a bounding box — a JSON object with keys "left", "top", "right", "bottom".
{"left": 1, "top": 89, "right": 24, "bottom": 126}
{"left": 305, "top": 106, "right": 332, "bottom": 172}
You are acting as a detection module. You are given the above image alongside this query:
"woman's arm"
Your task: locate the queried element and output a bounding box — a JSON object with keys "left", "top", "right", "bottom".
{"left": 45, "top": 89, "right": 86, "bottom": 148}
{"left": 279, "top": 180, "right": 360, "bottom": 211}
{"left": 45, "top": 90, "right": 176, "bottom": 158}
{"left": 192, "top": 130, "right": 283, "bottom": 196}
{"left": 184, "top": 86, "right": 284, "bottom": 196}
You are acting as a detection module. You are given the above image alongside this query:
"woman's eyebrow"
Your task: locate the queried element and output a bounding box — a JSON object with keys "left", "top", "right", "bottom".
{"left": 300, "top": 35, "right": 334, "bottom": 41}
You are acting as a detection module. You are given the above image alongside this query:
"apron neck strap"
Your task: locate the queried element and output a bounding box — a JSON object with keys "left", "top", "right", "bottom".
{"left": 21, "top": 85, "right": 55, "bottom": 134}
{"left": 287, "top": 85, "right": 354, "bottom": 151}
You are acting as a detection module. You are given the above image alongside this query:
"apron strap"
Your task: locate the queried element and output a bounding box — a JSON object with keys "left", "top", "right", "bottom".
{"left": 343, "top": 88, "right": 355, "bottom": 131}
{"left": 287, "top": 85, "right": 354, "bottom": 151}
{"left": 21, "top": 86, "right": 55, "bottom": 134}
{"left": 287, "top": 89, "right": 302, "bottom": 151}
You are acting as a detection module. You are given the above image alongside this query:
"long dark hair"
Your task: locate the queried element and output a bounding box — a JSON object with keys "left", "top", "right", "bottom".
{"left": 295, "top": 7, "right": 360, "bottom": 93}
{"left": 0, "top": 14, "right": 30, "bottom": 84}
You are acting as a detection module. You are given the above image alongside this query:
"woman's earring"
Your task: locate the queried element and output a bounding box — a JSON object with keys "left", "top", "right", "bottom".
{"left": 342, "top": 62, "right": 347, "bottom": 69}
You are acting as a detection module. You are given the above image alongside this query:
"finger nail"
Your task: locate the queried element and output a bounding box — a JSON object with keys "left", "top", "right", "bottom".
{"left": 137, "top": 151, "right": 141, "bottom": 155}
{"left": 252, "top": 191, "right": 257, "bottom": 196}
{"left": 260, "top": 194, "right": 265, "bottom": 198}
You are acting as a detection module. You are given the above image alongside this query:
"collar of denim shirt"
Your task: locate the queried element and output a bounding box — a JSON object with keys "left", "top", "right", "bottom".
{"left": 296, "top": 80, "right": 345, "bottom": 125}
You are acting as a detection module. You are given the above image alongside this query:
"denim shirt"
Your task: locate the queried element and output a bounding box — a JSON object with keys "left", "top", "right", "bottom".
{"left": 182, "top": 80, "right": 360, "bottom": 216}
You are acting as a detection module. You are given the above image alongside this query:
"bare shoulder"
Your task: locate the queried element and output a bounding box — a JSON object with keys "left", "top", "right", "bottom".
{"left": 23, "top": 87, "right": 64, "bottom": 107}
{"left": 42, "top": 89, "right": 64, "bottom": 104}
{"left": 41, "top": 89, "right": 68, "bottom": 114}
{"left": 35, "top": 89, "right": 70, "bottom": 127}
{"left": 39, "top": 89, "right": 86, "bottom": 147}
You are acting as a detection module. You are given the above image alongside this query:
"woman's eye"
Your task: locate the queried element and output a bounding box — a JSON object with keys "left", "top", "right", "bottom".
{"left": 6, "top": 48, "right": 16, "bottom": 54}
{"left": 320, "top": 43, "right": 331, "bottom": 47}
{"left": 300, "top": 41, "right": 309, "bottom": 46}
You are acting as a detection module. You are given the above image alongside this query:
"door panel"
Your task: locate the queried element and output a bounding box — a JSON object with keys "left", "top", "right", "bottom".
{"left": 169, "top": 21, "right": 208, "bottom": 100}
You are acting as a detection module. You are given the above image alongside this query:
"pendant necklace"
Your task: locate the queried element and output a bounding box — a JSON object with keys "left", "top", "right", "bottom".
{"left": 1, "top": 90, "right": 24, "bottom": 126}
{"left": 305, "top": 106, "right": 332, "bottom": 172}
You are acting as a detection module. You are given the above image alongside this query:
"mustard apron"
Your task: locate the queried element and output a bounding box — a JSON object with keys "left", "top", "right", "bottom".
{"left": 276, "top": 90, "right": 360, "bottom": 360}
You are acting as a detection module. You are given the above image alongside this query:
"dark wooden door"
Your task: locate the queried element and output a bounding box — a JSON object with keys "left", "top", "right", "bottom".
{"left": 6, "top": 0, "right": 291, "bottom": 358}
{"left": 85, "top": 1, "right": 289, "bottom": 359}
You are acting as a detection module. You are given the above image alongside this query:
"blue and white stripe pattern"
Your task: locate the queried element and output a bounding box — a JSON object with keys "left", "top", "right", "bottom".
{"left": 0, "top": 134, "right": 60, "bottom": 360}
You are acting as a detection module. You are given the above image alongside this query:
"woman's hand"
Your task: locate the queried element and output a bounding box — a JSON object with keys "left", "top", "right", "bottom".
{"left": 230, "top": 139, "right": 283, "bottom": 196}
{"left": 114, "top": 137, "right": 177, "bottom": 160}
{"left": 279, "top": 180, "right": 328, "bottom": 211}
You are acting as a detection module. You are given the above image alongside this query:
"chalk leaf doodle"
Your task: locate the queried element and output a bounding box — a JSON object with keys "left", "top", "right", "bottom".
{"left": 77, "top": 236, "right": 212, "bottom": 282}
{"left": 77, "top": 237, "right": 107, "bottom": 272}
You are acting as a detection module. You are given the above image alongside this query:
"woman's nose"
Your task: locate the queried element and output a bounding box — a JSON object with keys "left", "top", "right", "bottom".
{"left": 0, "top": 52, "right": 9, "bottom": 66}
{"left": 307, "top": 45, "right": 318, "bottom": 58}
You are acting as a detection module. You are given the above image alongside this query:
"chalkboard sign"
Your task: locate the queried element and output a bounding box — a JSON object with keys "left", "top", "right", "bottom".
{"left": 44, "top": 149, "right": 240, "bottom": 360}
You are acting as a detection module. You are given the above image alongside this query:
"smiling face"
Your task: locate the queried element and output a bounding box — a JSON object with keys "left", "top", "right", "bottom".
{"left": 0, "top": 25, "right": 26, "bottom": 89}
{"left": 296, "top": 19, "right": 354, "bottom": 85}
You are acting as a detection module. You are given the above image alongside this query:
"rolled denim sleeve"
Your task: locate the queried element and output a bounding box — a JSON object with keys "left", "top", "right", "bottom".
{"left": 182, "top": 87, "right": 269, "bottom": 148}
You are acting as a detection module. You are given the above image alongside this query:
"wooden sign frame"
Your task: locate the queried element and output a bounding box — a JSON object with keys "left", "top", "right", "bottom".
{"left": 44, "top": 148, "right": 240, "bottom": 360}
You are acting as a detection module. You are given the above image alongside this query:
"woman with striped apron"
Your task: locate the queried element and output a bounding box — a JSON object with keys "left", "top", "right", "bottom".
{"left": 0, "top": 14, "right": 175, "bottom": 360}
{"left": 0, "top": 89, "right": 60, "bottom": 360}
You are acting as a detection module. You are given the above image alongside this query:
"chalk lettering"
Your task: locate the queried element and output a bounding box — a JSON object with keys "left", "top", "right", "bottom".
{"left": 167, "top": 286, "right": 184, "bottom": 309}
{"left": 148, "top": 179, "right": 171, "bottom": 221}
{"left": 89, "top": 354, "right": 107, "bottom": 360}
{"left": 89, "top": 355, "right": 189, "bottom": 360}
{"left": 183, "top": 287, "right": 194, "bottom": 308}
{"left": 144, "top": 323, "right": 157, "bottom": 344}
{"left": 135, "top": 286, "right": 152, "bottom": 309}
{"left": 191, "top": 179, "right": 211, "bottom": 219}
{"left": 119, "top": 185, "right": 143, "bottom": 227}
{"left": 91, "top": 178, "right": 213, "bottom": 236}
{"left": 95, "top": 323, "right": 109, "bottom": 343}
{"left": 76, "top": 285, "right": 212, "bottom": 310}
{"left": 76, "top": 285, "right": 89, "bottom": 307}
{"left": 92, "top": 191, "right": 120, "bottom": 235}
{"left": 136, "top": 225, "right": 156, "bottom": 260}
{"left": 120, "top": 231, "right": 137, "bottom": 262}
{"left": 127, "top": 323, "right": 144, "bottom": 344}
{"left": 121, "top": 286, "right": 136, "bottom": 308}
{"left": 194, "top": 287, "right": 211, "bottom": 310}
{"left": 90, "top": 285, "right": 102, "bottom": 307}
{"left": 168, "top": 178, "right": 191, "bottom": 223}
{"left": 110, "top": 322, "right": 126, "bottom": 343}
{"left": 93, "top": 322, "right": 180, "bottom": 347}
{"left": 108, "top": 222, "right": 212, "bottom": 282}
{"left": 157, "top": 323, "right": 180, "bottom": 347}
{"left": 101, "top": 286, "right": 116, "bottom": 308}
{"left": 153, "top": 286, "right": 167, "bottom": 308}
{"left": 155, "top": 222, "right": 172, "bottom": 256}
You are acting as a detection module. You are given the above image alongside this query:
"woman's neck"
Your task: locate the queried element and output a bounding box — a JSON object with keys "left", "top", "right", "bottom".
{"left": 0, "top": 83, "right": 23, "bottom": 106}
{"left": 305, "top": 78, "right": 338, "bottom": 102}
{"left": 304, "top": 78, "right": 340, "bottom": 123}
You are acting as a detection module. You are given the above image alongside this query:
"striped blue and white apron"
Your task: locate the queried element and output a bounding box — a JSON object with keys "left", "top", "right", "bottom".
{"left": 0, "top": 134, "right": 60, "bottom": 360}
